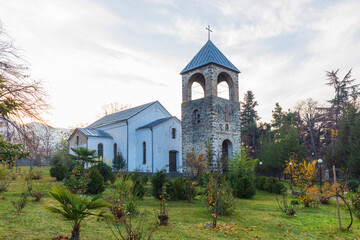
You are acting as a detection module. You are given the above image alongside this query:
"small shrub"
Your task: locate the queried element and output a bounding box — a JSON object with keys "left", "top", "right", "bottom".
{"left": 298, "top": 186, "right": 320, "bottom": 207}
{"left": 0, "top": 181, "right": 10, "bottom": 192}
{"left": 50, "top": 164, "right": 68, "bottom": 181}
{"left": 206, "top": 175, "right": 236, "bottom": 216}
{"left": 255, "top": 176, "right": 266, "bottom": 190}
{"left": 264, "top": 177, "right": 277, "bottom": 193}
{"left": 348, "top": 179, "right": 359, "bottom": 192}
{"left": 64, "top": 165, "right": 89, "bottom": 194}
{"left": 351, "top": 186, "right": 360, "bottom": 219}
{"left": 276, "top": 191, "right": 298, "bottom": 215}
{"left": 12, "top": 192, "right": 28, "bottom": 213}
{"left": 130, "top": 172, "right": 141, "bottom": 183}
{"left": 25, "top": 171, "right": 42, "bottom": 181}
{"left": 272, "top": 181, "right": 285, "bottom": 194}
{"left": 171, "top": 178, "right": 187, "bottom": 200}
{"left": 87, "top": 169, "right": 105, "bottom": 194}
{"left": 152, "top": 170, "right": 167, "bottom": 199}
{"left": 141, "top": 175, "right": 149, "bottom": 185}
{"left": 125, "top": 195, "right": 140, "bottom": 215}
{"left": 184, "top": 178, "right": 196, "bottom": 202}
{"left": 91, "top": 162, "right": 115, "bottom": 183}
{"left": 132, "top": 179, "right": 145, "bottom": 199}
{"left": 197, "top": 173, "right": 211, "bottom": 187}
{"left": 227, "top": 171, "right": 256, "bottom": 198}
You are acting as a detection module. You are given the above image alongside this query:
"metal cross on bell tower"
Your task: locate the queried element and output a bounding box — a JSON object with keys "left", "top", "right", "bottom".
{"left": 206, "top": 25, "right": 212, "bottom": 40}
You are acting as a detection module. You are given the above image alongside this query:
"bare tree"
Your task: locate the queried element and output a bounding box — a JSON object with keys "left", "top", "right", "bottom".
{"left": 102, "top": 102, "right": 131, "bottom": 116}
{"left": 0, "top": 22, "right": 49, "bottom": 139}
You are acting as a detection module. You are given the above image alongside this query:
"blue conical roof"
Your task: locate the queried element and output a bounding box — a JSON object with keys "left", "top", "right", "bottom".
{"left": 180, "top": 40, "right": 240, "bottom": 74}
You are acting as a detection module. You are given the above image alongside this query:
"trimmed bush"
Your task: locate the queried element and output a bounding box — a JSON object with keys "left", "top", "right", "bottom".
{"left": 264, "top": 177, "right": 277, "bottom": 193}
{"left": 255, "top": 176, "right": 266, "bottom": 190}
{"left": 50, "top": 164, "right": 68, "bottom": 181}
{"left": 271, "top": 181, "right": 284, "bottom": 194}
{"left": 172, "top": 178, "right": 187, "bottom": 200}
{"left": 91, "top": 162, "right": 115, "bottom": 183}
{"left": 227, "top": 171, "right": 256, "bottom": 199}
{"left": 87, "top": 169, "right": 105, "bottom": 194}
{"left": 152, "top": 170, "right": 167, "bottom": 199}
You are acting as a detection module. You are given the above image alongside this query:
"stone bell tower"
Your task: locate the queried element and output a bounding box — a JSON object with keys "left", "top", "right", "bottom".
{"left": 181, "top": 39, "right": 241, "bottom": 170}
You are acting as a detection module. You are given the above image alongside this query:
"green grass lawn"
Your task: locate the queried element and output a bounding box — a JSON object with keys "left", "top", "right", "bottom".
{"left": 1, "top": 167, "right": 359, "bottom": 240}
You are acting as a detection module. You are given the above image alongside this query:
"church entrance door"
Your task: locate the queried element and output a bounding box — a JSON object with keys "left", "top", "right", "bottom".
{"left": 169, "top": 151, "right": 177, "bottom": 172}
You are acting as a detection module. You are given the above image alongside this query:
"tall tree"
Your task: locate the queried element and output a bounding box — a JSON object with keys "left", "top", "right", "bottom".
{"left": 271, "top": 102, "right": 285, "bottom": 129}
{"left": 326, "top": 69, "right": 359, "bottom": 129}
{"left": 240, "top": 90, "right": 260, "bottom": 157}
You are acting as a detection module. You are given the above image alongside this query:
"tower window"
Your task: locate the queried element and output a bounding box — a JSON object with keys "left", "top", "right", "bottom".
{"left": 98, "top": 143, "right": 103, "bottom": 159}
{"left": 193, "top": 109, "right": 201, "bottom": 124}
{"left": 225, "top": 124, "right": 229, "bottom": 131}
{"left": 171, "top": 128, "right": 176, "bottom": 139}
{"left": 143, "top": 141, "right": 146, "bottom": 164}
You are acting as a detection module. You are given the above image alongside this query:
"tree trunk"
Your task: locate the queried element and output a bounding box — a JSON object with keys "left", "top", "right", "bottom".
{"left": 70, "top": 224, "right": 80, "bottom": 240}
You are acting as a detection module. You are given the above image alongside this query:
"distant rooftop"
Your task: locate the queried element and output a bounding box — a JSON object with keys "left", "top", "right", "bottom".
{"left": 137, "top": 117, "right": 173, "bottom": 130}
{"left": 87, "top": 101, "right": 157, "bottom": 128}
{"left": 180, "top": 40, "right": 240, "bottom": 74}
{"left": 77, "top": 128, "right": 113, "bottom": 138}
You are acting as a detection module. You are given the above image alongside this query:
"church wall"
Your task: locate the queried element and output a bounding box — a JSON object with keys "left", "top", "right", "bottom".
{"left": 96, "top": 122, "right": 128, "bottom": 164}
{"left": 68, "top": 130, "right": 87, "bottom": 148}
{"left": 127, "top": 102, "right": 172, "bottom": 171}
{"left": 87, "top": 137, "right": 114, "bottom": 165}
{"left": 135, "top": 128, "right": 152, "bottom": 172}
{"left": 152, "top": 118, "right": 182, "bottom": 172}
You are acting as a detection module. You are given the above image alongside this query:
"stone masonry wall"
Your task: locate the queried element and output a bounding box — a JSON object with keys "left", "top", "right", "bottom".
{"left": 181, "top": 64, "right": 241, "bottom": 171}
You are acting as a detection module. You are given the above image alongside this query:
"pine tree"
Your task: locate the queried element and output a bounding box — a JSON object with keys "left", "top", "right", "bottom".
{"left": 240, "top": 90, "right": 260, "bottom": 157}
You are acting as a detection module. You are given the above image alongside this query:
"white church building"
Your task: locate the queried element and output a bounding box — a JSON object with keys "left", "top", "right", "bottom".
{"left": 68, "top": 101, "right": 182, "bottom": 173}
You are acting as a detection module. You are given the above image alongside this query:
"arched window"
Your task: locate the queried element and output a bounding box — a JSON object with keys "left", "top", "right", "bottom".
{"left": 193, "top": 109, "right": 201, "bottom": 124}
{"left": 114, "top": 143, "right": 117, "bottom": 159}
{"left": 225, "top": 124, "right": 229, "bottom": 131}
{"left": 76, "top": 136, "right": 79, "bottom": 146}
{"left": 98, "top": 143, "right": 103, "bottom": 158}
{"left": 171, "top": 128, "right": 176, "bottom": 139}
{"left": 143, "top": 142, "right": 146, "bottom": 164}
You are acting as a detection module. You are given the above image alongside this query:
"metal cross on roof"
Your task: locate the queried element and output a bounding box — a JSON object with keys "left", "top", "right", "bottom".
{"left": 206, "top": 25, "right": 212, "bottom": 40}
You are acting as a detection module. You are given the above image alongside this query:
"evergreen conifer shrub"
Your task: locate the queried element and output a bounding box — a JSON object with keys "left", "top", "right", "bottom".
{"left": 50, "top": 164, "right": 68, "bottom": 181}
{"left": 87, "top": 169, "right": 105, "bottom": 194}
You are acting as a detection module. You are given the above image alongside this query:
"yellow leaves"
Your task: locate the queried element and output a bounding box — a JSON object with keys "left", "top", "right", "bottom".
{"left": 331, "top": 129, "right": 339, "bottom": 140}
{"left": 284, "top": 157, "right": 317, "bottom": 188}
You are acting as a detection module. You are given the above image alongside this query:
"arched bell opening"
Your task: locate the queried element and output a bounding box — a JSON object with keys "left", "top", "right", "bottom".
{"left": 217, "top": 72, "right": 236, "bottom": 101}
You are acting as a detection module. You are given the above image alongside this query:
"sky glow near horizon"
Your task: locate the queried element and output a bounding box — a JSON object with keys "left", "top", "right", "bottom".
{"left": 1, "top": 0, "right": 360, "bottom": 128}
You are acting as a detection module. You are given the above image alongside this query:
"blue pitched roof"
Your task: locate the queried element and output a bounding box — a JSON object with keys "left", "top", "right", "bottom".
{"left": 180, "top": 40, "right": 240, "bottom": 74}
{"left": 87, "top": 101, "right": 157, "bottom": 128}
{"left": 137, "top": 117, "right": 173, "bottom": 130}
{"left": 77, "top": 128, "right": 113, "bottom": 138}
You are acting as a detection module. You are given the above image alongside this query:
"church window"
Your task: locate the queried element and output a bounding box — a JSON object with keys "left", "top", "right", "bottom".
{"left": 98, "top": 143, "right": 103, "bottom": 158}
{"left": 114, "top": 143, "right": 117, "bottom": 159}
{"left": 225, "top": 124, "right": 229, "bottom": 131}
{"left": 143, "top": 142, "right": 146, "bottom": 164}
{"left": 171, "top": 128, "right": 176, "bottom": 139}
{"left": 193, "top": 109, "right": 201, "bottom": 124}
{"left": 76, "top": 136, "right": 79, "bottom": 146}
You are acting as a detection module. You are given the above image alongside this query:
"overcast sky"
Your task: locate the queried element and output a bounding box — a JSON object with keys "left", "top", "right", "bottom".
{"left": 1, "top": 0, "right": 360, "bottom": 128}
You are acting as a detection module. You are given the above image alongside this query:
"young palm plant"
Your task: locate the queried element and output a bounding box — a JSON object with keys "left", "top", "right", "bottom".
{"left": 45, "top": 186, "right": 111, "bottom": 240}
